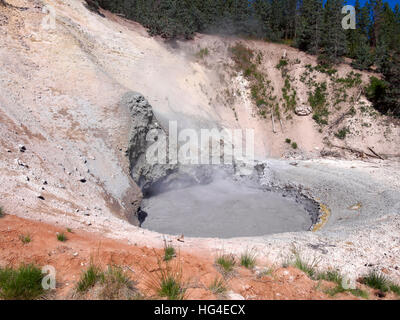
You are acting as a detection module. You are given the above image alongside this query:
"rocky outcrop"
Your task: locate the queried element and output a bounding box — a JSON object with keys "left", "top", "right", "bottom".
{"left": 295, "top": 105, "right": 312, "bottom": 116}
{"left": 123, "top": 92, "right": 219, "bottom": 197}
{"left": 122, "top": 92, "right": 178, "bottom": 194}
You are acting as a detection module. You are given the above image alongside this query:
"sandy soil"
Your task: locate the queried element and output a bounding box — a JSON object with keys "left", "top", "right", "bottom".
{"left": 2, "top": 214, "right": 398, "bottom": 300}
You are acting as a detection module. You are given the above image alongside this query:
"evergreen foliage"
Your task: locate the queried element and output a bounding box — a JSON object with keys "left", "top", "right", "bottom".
{"left": 92, "top": 0, "right": 400, "bottom": 117}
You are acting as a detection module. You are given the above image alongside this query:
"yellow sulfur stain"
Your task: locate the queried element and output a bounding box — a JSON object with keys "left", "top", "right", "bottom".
{"left": 348, "top": 203, "right": 362, "bottom": 211}
{"left": 312, "top": 204, "right": 331, "bottom": 232}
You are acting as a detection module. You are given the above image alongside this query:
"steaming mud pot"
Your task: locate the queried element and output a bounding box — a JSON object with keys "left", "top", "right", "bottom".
{"left": 141, "top": 179, "right": 313, "bottom": 238}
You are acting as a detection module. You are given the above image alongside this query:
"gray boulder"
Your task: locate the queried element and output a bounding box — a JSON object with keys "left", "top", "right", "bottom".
{"left": 122, "top": 92, "right": 177, "bottom": 194}
{"left": 295, "top": 105, "right": 312, "bottom": 116}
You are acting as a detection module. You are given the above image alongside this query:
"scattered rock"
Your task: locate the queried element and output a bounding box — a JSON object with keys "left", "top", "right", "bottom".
{"left": 16, "top": 159, "right": 29, "bottom": 168}
{"left": 18, "top": 144, "right": 26, "bottom": 153}
{"left": 226, "top": 291, "right": 245, "bottom": 300}
{"left": 79, "top": 178, "right": 87, "bottom": 183}
{"left": 37, "top": 195, "right": 45, "bottom": 200}
{"left": 320, "top": 149, "right": 341, "bottom": 158}
{"left": 295, "top": 105, "right": 312, "bottom": 116}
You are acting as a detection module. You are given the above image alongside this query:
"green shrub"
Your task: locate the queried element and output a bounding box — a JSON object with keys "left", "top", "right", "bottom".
{"left": 285, "top": 138, "right": 291, "bottom": 144}
{"left": 276, "top": 58, "right": 288, "bottom": 70}
{"left": 309, "top": 82, "right": 327, "bottom": 110}
{"left": 0, "top": 207, "right": 4, "bottom": 218}
{"left": 309, "top": 82, "right": 329, "bottom": 125}
{"left": 335, "top": 127, "right": 350, "bottom": 140}
{"left": 291, "top": 142, "right": 298, "bottom": 149}
{"left": 365, "top": 77, "right": 386, "bottom": 103}
{"left": 312, "top": 113, "right": 328, "bottom": 125}
{"left": 0, "top": 264, "right": 44, "bottom": 300}
{"left": 336, "top": 72, "right": 362, "bottom": 88}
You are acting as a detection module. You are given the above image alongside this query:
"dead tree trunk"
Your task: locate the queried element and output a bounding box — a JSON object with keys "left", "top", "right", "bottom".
{"left": 271, "top": 113, "right": 276, "bottom": 133}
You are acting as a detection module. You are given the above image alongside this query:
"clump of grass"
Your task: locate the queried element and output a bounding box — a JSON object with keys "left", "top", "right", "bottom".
{"left": 99, "top": 266, "right": 137, "bottom": 300}
{"left": 360, "top": 271, "right": 400, "bottom": 296}
{"left": 196, "top": 47, "right": 209, "bottom": 59}
{"left": 256, "top": 267, "right": 273, "bottom": 279}
{"left": 240, "top": 250, "right": 257, "bottom": 269}
{"left": 76, "top": 264, "right": 104, "bottom": 293}
{"left": 318, "top": 270, "right": 368, "bottom": 299}
{"left": 291, "top": 142, "right": 298, "bottom": 149}
{"left": 389, "top": 283, "right": 400, "bottom": 296}
{"left": 317, "top": 270, "right": 342, "bottom": 284}
{"left": 216, "top": 254, "right": 236, "bottom": 275}
{"left": 324, "top": 284, "right": 346, "bottom": 296}
{"left": 164, "top": 243, "right": 176, "bottom": 262}
{"left": 209, "top": 277, "right": 227, "bottom": 296}
{"left": 159, "top": 275, "right": 185, "bottom": 300}
{"left": 285, "top": 138, "right": 291, "bottom": 144}
{"left": 350, "top": 288, "right": 369, "bottom": 299}
{"left": 56, "top": 232, "right": 67, "bottom": 242}
{"left": 291, "top": 252, "right": 319, "bottom": 278}
{"left": 361, "top": 271, "right": 389, "bottom": 292}
{"left": 145, "top": 255, "right": 187, "bottom": 300}
{"left": 0, "top": 207, "right": 4, "bottom": 218}
{"left": 66, "top": 228, "right": 73, "bottom": 233}
{"left": 19, "top": 234, "right": 31, "bottom": 244}
{"left": 0, "top": 264, "right": 44, "bottom": 300}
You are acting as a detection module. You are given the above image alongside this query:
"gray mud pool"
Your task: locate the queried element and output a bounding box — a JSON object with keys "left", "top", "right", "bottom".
{"left": 141, "top": 179, "right": 312, "bottom": 238}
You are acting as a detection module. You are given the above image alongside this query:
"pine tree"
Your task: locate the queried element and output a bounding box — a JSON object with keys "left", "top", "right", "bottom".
{"left": 350, "top": 1, "right": 374, "bottom": 69}
{"left": 296, "top": 0, "right": 324, "bottom": 54}
{"left": 372, "top": 52, "right": 400, "bottom": 117}
{"left": 322, "top": 0, "right": 346, "bottom": 62}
